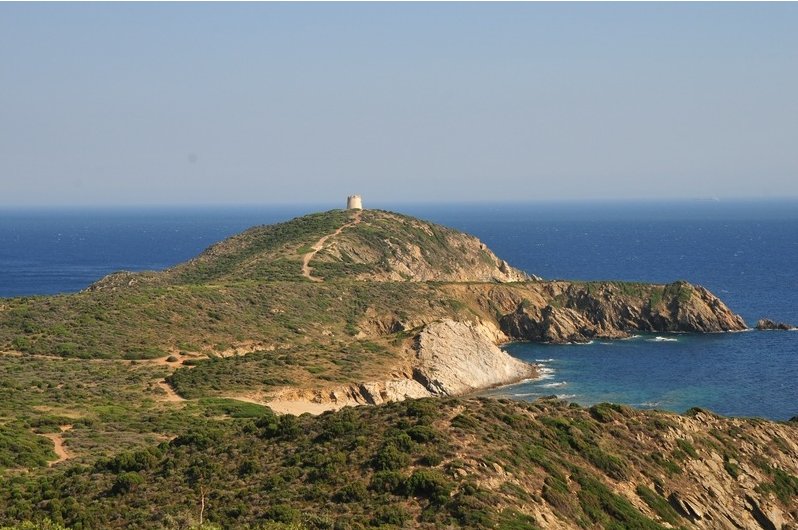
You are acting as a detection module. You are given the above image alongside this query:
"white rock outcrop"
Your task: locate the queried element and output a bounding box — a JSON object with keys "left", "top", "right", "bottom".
{"left": 266, "top": 319, "right": 536, "bottom": 415}
{"left": 412, "top": 319, "right": 535, "bottom": 396}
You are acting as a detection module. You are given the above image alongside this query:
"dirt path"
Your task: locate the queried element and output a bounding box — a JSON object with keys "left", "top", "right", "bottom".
{"left": 301, "top": 210, "right": 362, "bottom": 281}
{"left": 157, "top": 379, "right": 186, "bottom": 402}
{"left": 44, "top": 425, "right": 73, "bottom": 466}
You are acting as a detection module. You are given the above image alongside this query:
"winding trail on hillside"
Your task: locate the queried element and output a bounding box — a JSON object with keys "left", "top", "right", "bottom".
{"left": 301, "top": 210, "right": 362, "bottom": 282}
{"left": 44, "top": 425, "right": 73, "bottom": 466}
{"left": 157, "top": 379, "right": 186, "bottom": 402}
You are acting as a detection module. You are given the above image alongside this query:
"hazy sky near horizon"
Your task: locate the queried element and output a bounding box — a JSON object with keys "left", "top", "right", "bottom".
{"left": 1, "top": 3, "right": 797, "bottom": 206}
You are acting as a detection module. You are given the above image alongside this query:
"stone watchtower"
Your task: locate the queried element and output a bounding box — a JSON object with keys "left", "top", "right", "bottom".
{"left": 346, "top": 195, "right": 363, "bottom": 210}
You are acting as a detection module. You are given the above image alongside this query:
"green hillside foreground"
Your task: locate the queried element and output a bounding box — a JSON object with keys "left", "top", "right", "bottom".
{"left": 1, "top": 398, "right": 796, "bottom": 530}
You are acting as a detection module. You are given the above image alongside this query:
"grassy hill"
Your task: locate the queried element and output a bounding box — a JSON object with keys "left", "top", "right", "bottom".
{"left": 1, "top": 397, "right": 795, "bottom": 529}
{"left": 0, "top": 208, "right": 775, "bottom": 530}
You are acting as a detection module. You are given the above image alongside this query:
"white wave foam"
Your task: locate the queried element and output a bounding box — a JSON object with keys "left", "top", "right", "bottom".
{"left": 512, "top": 392, "right": 542, "bottom": 398}
{"left": 647, "top": 336, "right": 678, "bottom": 342}
{"left": 540, "top": 381, "right": 568, "bottom": 388}
{"left": 557, "top": 394, "right": 577, "bottom": 399}
{"left": 535, "top": 358, "right": 555, "bottom": 363}
{"left": 537, "top": 367, "right": 555, "bottom": 380}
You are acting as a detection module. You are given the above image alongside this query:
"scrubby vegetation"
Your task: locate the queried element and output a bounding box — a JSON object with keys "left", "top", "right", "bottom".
{"left": 1, "top": 209, "right": 708, "bottom": 362}
{"left": 0, "top": 398, "right": 795, "bottom": 530}
{"left": 0, "top": 209, "right": 770, "bottom": 529}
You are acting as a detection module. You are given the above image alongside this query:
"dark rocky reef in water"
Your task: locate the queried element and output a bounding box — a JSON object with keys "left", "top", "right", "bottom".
{"left": 755, "top": 318, "right": 796, "bottom": 330}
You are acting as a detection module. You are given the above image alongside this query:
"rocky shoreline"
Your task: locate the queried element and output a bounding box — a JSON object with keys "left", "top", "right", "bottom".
{"left": 265, "top": 318, "right": 537, "bottom": 414}
{"left": 755, "top": 318, "right": 797, "bottom": 330}
{"left": 262, "top": 278, "right": 749, "bottom": 415}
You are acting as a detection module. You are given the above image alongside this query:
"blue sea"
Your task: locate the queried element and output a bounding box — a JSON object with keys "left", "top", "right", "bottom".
{"left": 1, "top": 200, "right": 796, "bottom": 420}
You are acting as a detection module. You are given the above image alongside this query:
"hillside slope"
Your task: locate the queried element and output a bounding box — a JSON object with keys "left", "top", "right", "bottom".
{"left": 85, "top": 209, "right": 530, "bottom": 287}
{"left": 1, "top": 398, "right": 795, "bottom": 529}
{"left": 0, "top": 209, "right": 746, "bottom": 408}
{"left": 0, "top": 209, "right": 783, "bottom": 530}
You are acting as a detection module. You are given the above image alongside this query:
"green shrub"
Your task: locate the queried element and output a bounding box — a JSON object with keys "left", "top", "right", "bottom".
{"left": 675, "top": 439, "right": 698, "bottom": 459}
{"left": 406, "top": 425, "right": 438, "bottom": 443}
{"left": 636, "top": 484, "right": 681, "bottom": 525}
{"left": 370, "top": 471, "right": 405, "bottom": 494}
{"left": 111, "top": 471, "right": 144, "bottom": 495}
{"left": 371, "top": 506, "right": 409, "bottom": 526}
{"left": 542, "top": 476, "right": 575, "bottom": 516}
{"left": 0, "top": 520, "right": 70, "bottom": 530}
{"left": 402, "top": 469, "right": 453, "bottom": 504}
{"left": 263, "top": 505, "right": 301, "bottom": 524}
{"left": 334, "top": 481, "right": 367, "bottom": 503}
{"left": 723, "top": 455, "right": 740, "bottom": 479}
{"left": 576, "top": 472, "right": 667, "bottom": 529}
{"left": 756, "top": 466, "right": 798, "bottom": 504}
{"left": 371, "top": 444, "right": 410, "bottom": 471}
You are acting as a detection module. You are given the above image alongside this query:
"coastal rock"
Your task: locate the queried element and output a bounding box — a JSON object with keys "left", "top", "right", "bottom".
{"left": 357, "top": 379, "right": 432, "bottom": 404}
{"left": 755, "top": 318, "right": 796, "bottom": 330}
{"left": 263, "top": 319, "right": 534, "bottom": 413}
{"left": 412, "top": 319, "right": 536, "bottom": 395}
{"left": 496, "top": 281, "right": 746, "bottom": 344}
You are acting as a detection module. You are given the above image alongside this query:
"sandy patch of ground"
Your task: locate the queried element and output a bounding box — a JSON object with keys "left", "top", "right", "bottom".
{"left": 223, "top": 392, "right": 344, "bottom": 416}
{"left": 43, "top": 425, "right": 73, "bottom": 466}
{"left": 156, "top": 379, "right": 186, "bottom": 402}
{"left": 264, "top": 399, "right": 344, "bottom": 416}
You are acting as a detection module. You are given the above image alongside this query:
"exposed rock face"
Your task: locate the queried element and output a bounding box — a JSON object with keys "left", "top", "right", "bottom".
{"left": 266, "top": 378, "right": 434, "bottom": 414}
{"left": 756, "top": 318, "right": 796, "bottom": 330}
{"left": 646, "top": 408, "right": 798, "bottom": 530}
{"left": 496, "top": 281, "right": 747, "bottom": 343}
{"left": 317, "top": 210, "right": 536, "bottom": 283}
{"left": 412, "top": 320, "right": 535, "bottom": 395}
{"left": 266, "top": 319, "right": 536, "bottom": 413}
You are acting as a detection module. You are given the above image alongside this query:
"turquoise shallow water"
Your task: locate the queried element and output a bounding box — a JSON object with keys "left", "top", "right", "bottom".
{"left": 1, "top": 200, "right": 797, "bottom": 419}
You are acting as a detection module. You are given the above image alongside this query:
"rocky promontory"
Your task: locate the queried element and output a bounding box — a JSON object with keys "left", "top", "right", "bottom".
{"left": 492, "top": 281, "right": 747, "bottom": 343}
{"left": 756, "top": 318, "right": 797, "bottom": 330}
{"left": 2, "top": 207, "right": 792, "bottom": 530}
{"left": 1, "top": 209, "right": 747, "bottom": 407}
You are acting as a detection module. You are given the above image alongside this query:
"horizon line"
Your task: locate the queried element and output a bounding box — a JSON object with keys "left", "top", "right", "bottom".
{"left": 3, "top": 196, "right": 798, "bottom": 210}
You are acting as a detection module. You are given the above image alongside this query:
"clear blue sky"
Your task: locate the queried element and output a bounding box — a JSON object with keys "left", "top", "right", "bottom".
{"left": 1, "top": 3, "right": 797, "bottom": 206}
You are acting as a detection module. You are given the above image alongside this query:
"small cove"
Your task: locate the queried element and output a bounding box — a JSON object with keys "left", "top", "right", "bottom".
{"left": 485, "top": 331, "right": 797, "bottom": 421}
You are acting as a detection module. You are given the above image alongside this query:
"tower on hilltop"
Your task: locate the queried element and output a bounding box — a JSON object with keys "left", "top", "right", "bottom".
{"left": 346, "top": 195, "right": 363, "bottom": 210}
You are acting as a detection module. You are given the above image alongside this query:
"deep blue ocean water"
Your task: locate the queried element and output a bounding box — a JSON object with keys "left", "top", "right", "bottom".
{"left": 1, "top": 200, "right": 796, "bottom": 420}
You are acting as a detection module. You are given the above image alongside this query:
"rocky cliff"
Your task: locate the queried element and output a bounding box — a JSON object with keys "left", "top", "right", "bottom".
{"left": 265, "top": 319, "right": 535, "bottom": 413}
{"left": 490, "top": 280, "right": 747, "bottom": 343}
{"left": 313, "top": 210, "right": 533, "bottom": 282}
{"left": 412, "top": 320, "right": 533, "bottom": 395}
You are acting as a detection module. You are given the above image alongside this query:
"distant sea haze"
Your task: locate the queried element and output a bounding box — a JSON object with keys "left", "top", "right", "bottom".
{"left": 1, "top": 200, "right": 796, "bottom": 420}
